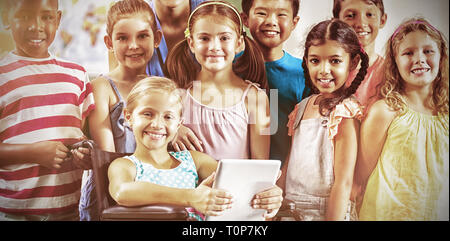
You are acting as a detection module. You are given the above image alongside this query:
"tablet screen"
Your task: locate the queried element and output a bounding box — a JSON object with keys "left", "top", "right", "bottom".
{"left": 206, "top": 159, "right": 281, "bottom": 221}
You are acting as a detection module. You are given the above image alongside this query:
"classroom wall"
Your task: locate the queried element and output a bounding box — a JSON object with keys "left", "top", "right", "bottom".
{"left": 226, "top": 0, "right": 450, "bottom": 59}
{"left": 284, "top": 0, "right": 450, "bottom": 58}
{"left": 1, "top": 0, "right": 448, "bottom": 71}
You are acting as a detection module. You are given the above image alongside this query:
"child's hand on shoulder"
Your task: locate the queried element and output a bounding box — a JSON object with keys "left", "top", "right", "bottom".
{"left": 172, "top": 125, "right": 203, "bottom": 152}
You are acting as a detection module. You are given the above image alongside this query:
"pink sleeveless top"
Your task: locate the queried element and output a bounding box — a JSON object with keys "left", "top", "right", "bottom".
{"left": 182, "top": 81, "right": 259, "bottom": 160}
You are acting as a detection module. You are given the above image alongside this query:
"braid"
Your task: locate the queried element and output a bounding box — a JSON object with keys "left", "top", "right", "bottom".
{"left": 317, "top": 49, "right": 369, "bottom": 116}
{"left": 320, "top": 93, "right": 344, "bottom": 117}
{"left": 317, "top": 50, "right": 369, "bottom": 116}
{"left": 303, "top": 19, "right": 371, "bottom": 116}
{"left": 346, "top": 50, "right": 369, "bottom": 97}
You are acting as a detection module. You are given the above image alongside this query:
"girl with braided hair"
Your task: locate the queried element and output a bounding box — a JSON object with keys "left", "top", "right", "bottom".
{"left": 277, "top": 19, "right": 369, "bottom": 221}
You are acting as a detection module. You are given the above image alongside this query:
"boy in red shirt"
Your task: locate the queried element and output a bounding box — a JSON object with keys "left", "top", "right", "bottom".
{"left": 333, "top": 0, "right": 387, "bottom": 114}
{"left": 0, "top": 0, "right": 94, "bottom": 220}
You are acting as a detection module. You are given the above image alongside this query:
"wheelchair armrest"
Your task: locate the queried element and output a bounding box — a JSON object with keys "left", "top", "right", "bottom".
{"left": 101, "top": 204, "right": 191, "bottom": 221}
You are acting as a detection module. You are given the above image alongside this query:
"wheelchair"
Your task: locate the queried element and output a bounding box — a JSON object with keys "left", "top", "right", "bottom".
{"left": 74, "top": 140, "right": 196, "bottom": 221}
{"left": 72, "top": 140, "right": 299, "bottom": 221}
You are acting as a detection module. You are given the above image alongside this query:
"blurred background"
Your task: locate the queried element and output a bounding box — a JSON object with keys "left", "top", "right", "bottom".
{"left": 1, "top": 0, "right": 448, "bottom": 78}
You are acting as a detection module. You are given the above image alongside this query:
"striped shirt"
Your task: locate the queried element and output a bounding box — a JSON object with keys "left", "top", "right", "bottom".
{"left": 0, "top": 52, "right": 95, "bottom": 215}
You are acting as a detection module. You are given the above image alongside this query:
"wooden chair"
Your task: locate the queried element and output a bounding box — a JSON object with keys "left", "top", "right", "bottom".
{"left": 79, "top": 140, "right": 196, "bottom": 221}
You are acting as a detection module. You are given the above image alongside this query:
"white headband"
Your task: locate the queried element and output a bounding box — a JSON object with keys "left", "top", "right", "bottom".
{"left": 184, "top": 1, "right": 243, "bottom": 38}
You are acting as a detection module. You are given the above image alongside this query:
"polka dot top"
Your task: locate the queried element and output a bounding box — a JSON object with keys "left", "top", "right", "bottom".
{"left": 124, "top": 150, "right": 199, "bottom": 189}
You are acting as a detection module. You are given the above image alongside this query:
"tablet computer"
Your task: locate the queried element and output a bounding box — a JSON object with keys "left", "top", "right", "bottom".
{"left": 206, "top": 159, "right": 281, "bottom": 221}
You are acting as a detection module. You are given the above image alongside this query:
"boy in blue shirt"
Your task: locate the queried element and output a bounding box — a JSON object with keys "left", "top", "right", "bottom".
{"left": 241, "top": 0, "right": 308, "bottom": 165}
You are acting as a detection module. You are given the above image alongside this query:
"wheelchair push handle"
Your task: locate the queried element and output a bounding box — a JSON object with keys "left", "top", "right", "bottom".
{"left": 68, "top": 139, "right": 95, "bottom": 150}
{"left": 65, "top": 140, "right": 95, "bottom": 164}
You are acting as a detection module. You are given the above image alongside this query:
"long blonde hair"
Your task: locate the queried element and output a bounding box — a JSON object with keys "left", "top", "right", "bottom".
{"left": 382, "top": 17, "right": 449, "bottom": 115}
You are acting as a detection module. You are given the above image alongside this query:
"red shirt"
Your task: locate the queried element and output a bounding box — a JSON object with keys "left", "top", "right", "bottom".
{"left": 0, "top": 52, "right": 95, "bottom": 215}
{"left": 346, "top": 55, "right": 385, "bottom": 116}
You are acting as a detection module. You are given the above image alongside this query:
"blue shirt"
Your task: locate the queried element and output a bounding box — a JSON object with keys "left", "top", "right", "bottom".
{"left": 266, "top": 51, "right": 308, "bottom": 164}
{"left": 146, "top": 0, "right": 205, "bottom": 76}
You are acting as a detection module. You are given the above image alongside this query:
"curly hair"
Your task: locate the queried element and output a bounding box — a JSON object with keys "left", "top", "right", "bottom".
{"left": 303, "top": 19, "right": 369, "bottom": 116}
{"left": 382, "top": 17, "right": 449, "bottom": 115}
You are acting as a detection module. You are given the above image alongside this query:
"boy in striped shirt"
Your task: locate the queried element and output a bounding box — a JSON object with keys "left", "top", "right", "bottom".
{"left": 0, "top": 0, "right": 95, "bottom": 220}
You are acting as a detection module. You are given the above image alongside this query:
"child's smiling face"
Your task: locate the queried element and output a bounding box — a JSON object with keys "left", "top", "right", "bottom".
{"left": 126, "top": 91, "right": 182, "bottom": 151}
{"left": 337, "top": 0, "right": 386, "bottom": 50}
{"left": 6, "top": 0, "right": 61, "bottom": 58}
{"left": 395, "top": 31, "right": 441, "bottom": 91}
{"left": 243, "top": 0, "right": 299, "bottom": 50}
{"left": 188, "top": 16, "right": 243, "bottom": 74}
{"left": 306, "top": 40, "right": 357, "bottom": 96}
{"left": 106, "top": 13, "right": 160, "bottom": 71}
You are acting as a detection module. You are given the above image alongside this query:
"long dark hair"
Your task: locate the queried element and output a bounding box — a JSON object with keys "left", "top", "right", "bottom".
{"left": 303, "top": 19, "right": 369, "bottom": 116}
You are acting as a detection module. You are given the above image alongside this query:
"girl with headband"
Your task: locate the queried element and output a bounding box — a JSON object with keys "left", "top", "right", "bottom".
{"left": 357, "top": 17, "right": 449, "bottom": 220}
{"left": 166, "top": 2, "right": 272, "bottom": 162}
{"left": 166, "top": 1, "right": 282, "bottom": 219}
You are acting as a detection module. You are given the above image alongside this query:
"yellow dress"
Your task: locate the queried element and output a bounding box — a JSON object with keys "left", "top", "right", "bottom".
{"left": 359, "top": 107, "right": 449, "bottom": 221}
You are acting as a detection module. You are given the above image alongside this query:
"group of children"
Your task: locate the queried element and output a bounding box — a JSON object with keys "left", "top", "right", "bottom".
{"left": 0, "top": 0, "right": 448, "bottom": 221}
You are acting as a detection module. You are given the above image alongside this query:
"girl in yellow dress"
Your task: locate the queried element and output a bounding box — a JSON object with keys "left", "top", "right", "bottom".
{"left": 357, "top": 17, "right": 449, "bottom": 220}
